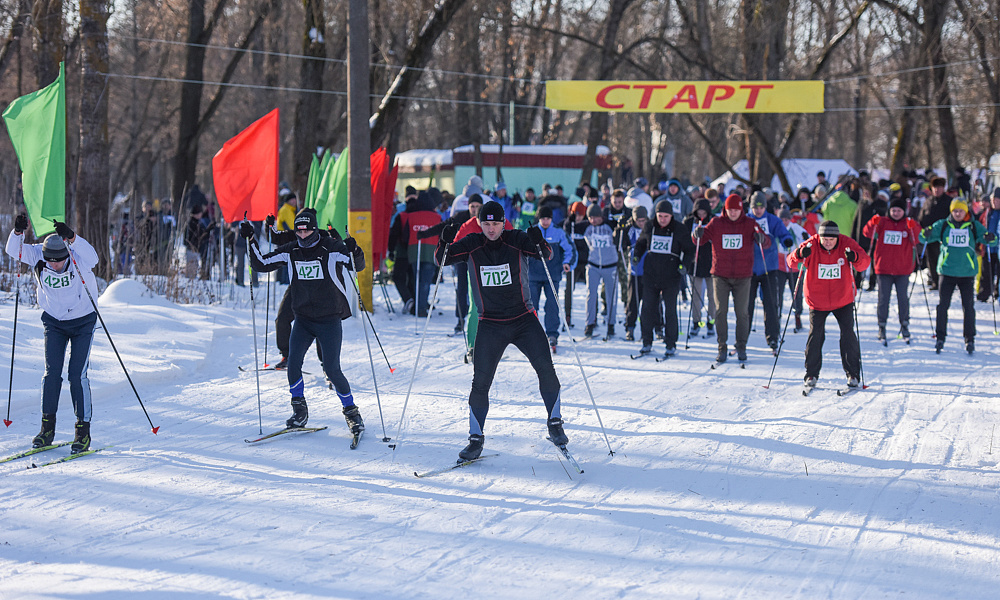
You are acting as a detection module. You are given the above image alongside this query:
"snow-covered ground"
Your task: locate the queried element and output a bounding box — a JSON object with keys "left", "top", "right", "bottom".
{"left": 1, "top": 272, "right": 999, "bottom": 599}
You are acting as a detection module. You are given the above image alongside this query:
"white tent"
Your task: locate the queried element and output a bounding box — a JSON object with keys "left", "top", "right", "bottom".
{"left": 711, "top": 158, "right": 856, "bottom": 195}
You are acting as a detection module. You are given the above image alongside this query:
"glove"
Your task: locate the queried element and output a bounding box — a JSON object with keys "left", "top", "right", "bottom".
{"left": 13, "top": 214, "right": 28, "bottom": 234}
{"left": 239, "top": 221, "right": 255, "bottom": 239}
{"left": 265, "top": 214, "right": 276, "bottom": 228}
{"left": 527, "top": 225, "right": 545, "bottom": 247}
{"left": 796, "top": 243, "right": 812, "bottom": 259}
{"left": 344, "top": 236, "right": 358, "bottom": 254}
{"left": 922, "top": 226, "right": 932, "bottom": 238}
{"left": 985, "top": 232, "right": 996, "bottom": 243}
{"left": 677, "top": 264, "right": 687, "bottom": 277}
{"left": 441, "top": 222, "right": 460, "bottom": 244}
{"left": 844, "top": 247, "right": 857, "bottom": 263}
{"left": 53, "top": 220, "right": 74, "bottom": 240}
{"left": 693, "top": 227, "right": 704, "bottom": 240}
{"left": 754, "top": 230, "right": 766, "bottom": 245}
{"left": 782, "top": 237, "right": 794, "bottom": 249}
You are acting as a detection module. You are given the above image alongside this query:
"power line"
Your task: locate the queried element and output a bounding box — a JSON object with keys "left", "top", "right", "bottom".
{"left": 110, "top": 34, "right": 539, "bottom": 86}
{"left": 825, "top": 54, "right": 1000, "bottom": 84}
{"left": 98, "top": 71, "right": 538, "bottom": 109}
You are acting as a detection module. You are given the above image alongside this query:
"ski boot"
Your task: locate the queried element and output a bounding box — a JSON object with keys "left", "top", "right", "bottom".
{"left": 546, "top": 418, "right": 569, "bottom": 446}
{"left": 459, "top": 434, "right": 485, "bottom": 461}
{"left": 286, "top": 397, "right": 309, "bottom": 428}
{"left": 689, "top": 324, "right": 700, "bottom": 337}
{"left": 900, "top": 322, "right": 910, "bottom": 342}
{"left": 454, "top": 319, "right": 465, "bottom": 334}
{"left": 736, "top": 348, "right": 748, "bottom": 363}
{"left": 343, "top": 405, "right": 365, "bottom": 434}
{"left": 273, "top": 356, "right": 288, "bottom": 370}
{"left": 877, "top": 325, "right": 887, "bottom": 343}
{"left": 934, "top": 338, "right": 945, "bottom": 354}
{"left": 32, "top": 414, "right": 56, "bottom": 449}
{"left": 664, "top": 346, "right": 677, "bottom": 357}
{"left": 794, "top": 314, "right": 803, "bottom": 332}
{"left": 71, "top": 421, "right": 91, "bottom": 454}
{"left": 768, "top": 341, "right": 778, "bottom": 356}
{"left": 624, "top": 328, "right": 635, "bottom": 341}
{"left": 548, "top": 336, "right": 558, "bottom": 354}
{"left": 847, "top": 375, "right": 860, "bottom": 388}
{"left": 966, "top": 338, "right": 975, "bottom": 354}
{"left": 639, "top": 344, "right": 653, "bottom": 355}
{"left": 715, "top": 347, "right": 728, "bottom": 364}
{"left": 606, "top": 325, "right": 615, "bottom": 339}
{"left": 583, "top": 323, "right": 595, "bottom": 338}
{"left": 705, "top": 320, "right": 715, "bottom": 337}
{"left": 804, "top": 376, "right": 818, "bottom": 389}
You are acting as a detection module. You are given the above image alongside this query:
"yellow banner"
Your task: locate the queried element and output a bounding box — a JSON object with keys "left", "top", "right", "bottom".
{"left": 545, "top": 80, "right": 824, "bottom": 113}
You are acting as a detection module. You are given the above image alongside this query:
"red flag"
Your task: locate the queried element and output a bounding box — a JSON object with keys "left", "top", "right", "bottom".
{"left": 370, "top": 148, "right": 396, "bottom": 265}
{"left": 212, "top": 108, "right": 279, "bottom": 222}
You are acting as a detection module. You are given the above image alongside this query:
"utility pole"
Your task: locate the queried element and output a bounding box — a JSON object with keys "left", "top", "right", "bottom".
{"left": 348, "top": 0, "right": 372, "bottom": 310}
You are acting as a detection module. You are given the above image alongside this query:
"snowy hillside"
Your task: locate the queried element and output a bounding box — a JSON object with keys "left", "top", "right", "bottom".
{"left": 1, "top": 275, "right": 999, "bottom": 599}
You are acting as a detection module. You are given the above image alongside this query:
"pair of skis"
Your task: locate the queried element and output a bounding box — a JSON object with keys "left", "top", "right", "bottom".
{"left": 0, "top": 442, "right": 112, "bottom": 468}
{"left": 414, "top": 438, "right": 584, "bottom": 478}
{"left": 244, "top": 425, "right": 363, "bottom": 450}
{"left": 630, "top": 349, "right": 676, "bottom": 362}
{"left": 802, "top": 384, "right": 863, "bottom": 397}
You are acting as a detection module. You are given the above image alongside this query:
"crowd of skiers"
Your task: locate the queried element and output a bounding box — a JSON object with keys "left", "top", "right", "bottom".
{"left": 8, "top": 166, "right": 1000, "bottom": 463}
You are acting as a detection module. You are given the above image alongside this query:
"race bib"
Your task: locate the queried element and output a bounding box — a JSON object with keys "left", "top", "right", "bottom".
{"left": 41, "top": 271, "right": 71, "bottom": 289}
{"left": 883, "top": 230, "right": 903, "bottom": 245}
{"left": 669, "top": 198, "right": 681, "bottom": 214}
{"left": 296, "top": 260, "right": 324, "bottom": 280}
{"left": 721, "top": 234, "right": 743, "bottom": 250}
{"left": 650, "top": 235, "right": 673, "bottom": 254}
{"left": 818, "top": 263, "right": 841, "bottom": 280}
{"left": 948, "top": 228, "right": 970, "bottom": 247}
{"left": 480, "top": 264, "right": 512, "bottom": 287}
{"left": 590, "top": 234, "right": 612, "bottom": 249}
{"left": 755, "top": 218, "right": 770, "bottom": 235}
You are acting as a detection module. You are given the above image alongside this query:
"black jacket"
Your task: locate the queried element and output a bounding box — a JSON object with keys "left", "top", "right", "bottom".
{"left": 634, "top": 218, "right": 695, "bottom": 284}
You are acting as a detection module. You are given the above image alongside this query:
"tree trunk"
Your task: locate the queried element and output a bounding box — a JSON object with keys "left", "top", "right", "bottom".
{"left": 0, "top": 0, "right": 29, "bottom": 81}
{"left": 923, "top": 0, "right": 959, "bottom": 181}
{"left": 580, "top": 0, "right": 634, "bottom": 185}
{"left": 889, "top": 64, "right": 922, "bottom": 176}
{"left": 32, "top": 0, "right": 64, "bottom": 87}
{"left": 292, "top": 0, "right": 328, "bottom": 192}
{"left": 172, "top": 0, "right": 208, "bottom": 208}
{"left": 76, "top": 0, "right": 111, "bottom": 276}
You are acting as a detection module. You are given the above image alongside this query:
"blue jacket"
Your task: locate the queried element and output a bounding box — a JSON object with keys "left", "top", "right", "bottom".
{"left": 528, "top": 224, "right": 575, "bottom": 281}
{"left": 751, "top": 211, "right": 792, "bottom": 275}
{"left": 987, "top": 208, "right": 1000, "bottom": 255}
{"left": 626, "top": 224, "right": 645, "bottom": 276}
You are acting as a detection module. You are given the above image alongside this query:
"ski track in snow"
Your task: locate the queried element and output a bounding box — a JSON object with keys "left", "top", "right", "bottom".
{"left": 0, "top": 277, "right": 999, "bottom": 598}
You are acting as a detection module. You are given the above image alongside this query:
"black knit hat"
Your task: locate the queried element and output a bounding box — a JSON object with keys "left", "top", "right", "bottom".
{"left": 655, "top": 199, "right": 673, "bottom": 215}
{"left": 889, "top": 197, "right": 907, "bottom": 212}
{"left": 294, "top": 208, "right": 318, "bottom": 230}
{"left": 537, "top": 205, "right": 553, "bottom": 219}
{"left": 479, "top": 200, "right": 505, "bottom": 222}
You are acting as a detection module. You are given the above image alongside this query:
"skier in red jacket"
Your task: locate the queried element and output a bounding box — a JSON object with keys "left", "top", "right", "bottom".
{"left": 862, "top": 196, "right": 921, "bottom": 343}
{"left": 693, "top": 193, "right": 770, "bottom": 364}
{"left": 788, "top": 221, "right": 871, "bottom": 390}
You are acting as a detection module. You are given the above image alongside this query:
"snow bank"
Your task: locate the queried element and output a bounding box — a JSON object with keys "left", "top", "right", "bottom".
{"left": 99, "top": 278, "right": 178, "bottom": 309}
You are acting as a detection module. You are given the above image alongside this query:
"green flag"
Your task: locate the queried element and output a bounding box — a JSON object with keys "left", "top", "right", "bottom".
{"left": 305, "top": 153, "right": 320, "bottom": 209}
{"left": 311, "top": 150, "right": 333, "bottom": 211}
{"left": 2, "top": 62, "right": 65, "bottom": 237}
{"left": 319, "top": 148, "right": 349, "bottom": 233}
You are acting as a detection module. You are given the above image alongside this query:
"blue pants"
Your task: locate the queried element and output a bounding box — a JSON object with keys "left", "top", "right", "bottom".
{"left": 42, "top": 311, "right": 97, "bottom": 422}
{"left": 287, "top": 316, "right": 352, "bottom": 403}
{"left": 529, "top": 274, "right": 562, "bottom": 339}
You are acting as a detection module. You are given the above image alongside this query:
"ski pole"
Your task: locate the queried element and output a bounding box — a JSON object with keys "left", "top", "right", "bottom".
{"left": 763, "top": 263, "right": 806, "bottom": 389}
{"left": 850, "top": 264, "right": 868, "bottom": 389}
{"left": 391, "top": 243, "right": 450, "bottom": 453}
{"left": 684, "top": 231, "right": 702, "bottom": 349}
{"left": 64, "top": 232, "right": 159, "bottom": 434}
{"left": 903, "top": 244, "right": 924, "bottom": 338}
{"left": 263, "top": 224, "right": 271, "bottom": 366}
{"left": 987, "top": 249, "right": 998, "bottom": 335}
{"left": 346, "top": 243, "right": 391, "bottom": 442}
{"left": 4, "top": 235, "right": 23, "bottom": 427}
{"left": 918, "top": 255, "right": 937, "bottom": 337}
{"left": 414, "top": 239, "right": 421, "bottom": 335}
{"left": 247, "top": 241, "right": 264, "bottom": 434}
{"left": 537, "top": 241, "right": 615, "bottom": 456}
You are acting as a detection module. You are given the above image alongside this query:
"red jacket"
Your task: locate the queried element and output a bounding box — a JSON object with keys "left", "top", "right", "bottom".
{"left": 787, "top": 234, "right": 871, "bottom": 311}
{"left": 694, "top": 211, "right": 770, "bottom": 279}
{"left": 862, "top": 214, "right": 920, "bottom": 276}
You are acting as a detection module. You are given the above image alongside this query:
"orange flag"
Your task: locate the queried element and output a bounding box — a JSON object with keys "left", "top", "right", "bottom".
{"left": 212, "top": 108, "right": 279, "bottom": 222}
